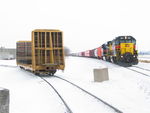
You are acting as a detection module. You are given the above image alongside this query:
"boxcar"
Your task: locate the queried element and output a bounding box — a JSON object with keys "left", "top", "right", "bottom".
{"left": 89, "top": 49, "right": 95, "bottom": 58}
{"left": 16, "top": 29, "right": 65, "bottom": 75}
{"left": 94, "top": 49, "right": 98, "bottom": 58}
{"left": 97, "top": 47, "right": 103, "bottom": 59}
{"left": 84, "top": 50, "right": 90, "bottom": 57}
{"left": 81, "top": 52, "right": 85, "bottom": 56}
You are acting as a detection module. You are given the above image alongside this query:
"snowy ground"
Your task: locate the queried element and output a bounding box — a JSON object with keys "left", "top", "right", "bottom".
{"left": 138, "top": 55, "right": 150, "bottom": 60}
{"left": 0, "top": 57, "right": 150, "bottom": 113}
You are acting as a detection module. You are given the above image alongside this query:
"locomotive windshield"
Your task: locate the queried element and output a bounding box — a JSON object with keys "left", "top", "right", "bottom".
{"left": 119, "top": 39, "right": 132, "bottom": 43}
{"left": 115, "top": 36, "right": 136, "bottom": 44}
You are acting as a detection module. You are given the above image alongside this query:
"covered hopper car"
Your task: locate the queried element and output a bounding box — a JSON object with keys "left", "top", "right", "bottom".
{"left": 16, "top": 29, "right": 65, "bottom": 75}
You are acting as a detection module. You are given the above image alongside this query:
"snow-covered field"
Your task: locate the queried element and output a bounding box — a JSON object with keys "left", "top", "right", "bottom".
{"left": 139, "top": 55, "right": 150, "bottom": 60}
{"left": 0, "top": 57, "right": 150, "bottom": 113}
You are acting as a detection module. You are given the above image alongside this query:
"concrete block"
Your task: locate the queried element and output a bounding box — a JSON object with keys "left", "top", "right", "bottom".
{"left": 93, "top": 68, "right": 109, "bottom": 82}
{"left": 0, "top": 88, "right": 9, "bottom": 113}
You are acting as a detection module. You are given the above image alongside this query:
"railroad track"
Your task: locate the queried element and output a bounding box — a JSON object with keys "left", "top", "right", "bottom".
{"left": 0, "top": 64, "right": 17, "bottom": 68}
{"left": 40, "top": 75, "right": 123, "bottom": 113}
{"left": 0, "top": 64, "right": 122, "bottom": 112}
{"left": 132, "top": 66, "right": 150, "bottom": 72}
{"left": 125, "top": 66, "right": 150, "bottom": 77}
{"left": 103, "top": 60, "right": 150, "bottom": 78}
{"left": 39, "top": 77, "right": 73, "bottom": 113}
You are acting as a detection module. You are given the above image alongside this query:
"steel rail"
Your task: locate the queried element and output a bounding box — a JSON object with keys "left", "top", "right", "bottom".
{"left": 125, "top": 67, "right": 150, "bottom": 77}
{"left": 0, "top": 64, "right": 17, "bottom": 68}
{"left": 54, "top": 75, "right": 123, "bottom": 113}
{"left": 132, "top": 66, "right": 150, "bottom": 72}
{"left": 40, "top": 77, "right": 73, "bottom": 113}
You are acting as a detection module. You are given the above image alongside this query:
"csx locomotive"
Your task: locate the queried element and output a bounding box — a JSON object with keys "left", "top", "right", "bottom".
{"left": 73, "top": 36, "right": 138, "bottom": 66}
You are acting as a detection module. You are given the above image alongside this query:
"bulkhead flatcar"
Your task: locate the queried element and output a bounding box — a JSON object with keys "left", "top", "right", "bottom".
{"left": 16, "top": 29, "right": 65, "bottom": 75}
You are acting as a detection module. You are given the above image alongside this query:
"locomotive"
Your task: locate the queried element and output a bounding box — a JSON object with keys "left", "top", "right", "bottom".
{"left": 73, "top": 36, "right": 138, "bottom": 66}
{"left": 16, "top": 29, "right": 65, "bottom": 75}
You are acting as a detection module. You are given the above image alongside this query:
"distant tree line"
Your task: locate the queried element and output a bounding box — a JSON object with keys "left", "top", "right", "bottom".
{"left": 64, "top": 47, "right": 70, "bottom": 56}
{"left": 138, "top": 51, "right": 150, "bottom": 55}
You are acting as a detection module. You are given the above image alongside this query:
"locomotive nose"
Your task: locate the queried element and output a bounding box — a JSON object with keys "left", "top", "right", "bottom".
{"left": 123, "top": 52, "right": 133, "bottom": 63}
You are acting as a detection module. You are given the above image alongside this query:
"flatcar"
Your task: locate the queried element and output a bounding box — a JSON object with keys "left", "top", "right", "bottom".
{"left": 73, "top": 36, "right": 138, "bottom": 66}
{"left": 16, "top": 29, "right": 65, "bottom": 75}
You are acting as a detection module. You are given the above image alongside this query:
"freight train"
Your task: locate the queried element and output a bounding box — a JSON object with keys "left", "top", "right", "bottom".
{"left": 16, "top": 29, "right": 65, "bottom": 75}
{"left": 72, "top": 36, "right": 138, "bottom": 66}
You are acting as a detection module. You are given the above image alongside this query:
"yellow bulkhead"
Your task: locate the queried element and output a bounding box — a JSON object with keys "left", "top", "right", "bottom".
{"left": 31, "top": 29, "right": 65, "bottom": 73}
{"left": 16, "top": 29, "right": 65, "bottom": 75}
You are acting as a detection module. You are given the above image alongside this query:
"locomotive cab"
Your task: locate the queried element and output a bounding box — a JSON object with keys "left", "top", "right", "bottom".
{"left": 112, "top": 36, "right": 138, "bottom": 65}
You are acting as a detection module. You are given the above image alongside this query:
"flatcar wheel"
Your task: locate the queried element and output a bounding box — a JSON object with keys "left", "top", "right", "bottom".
{"left": 34, "top": 71, "right": 40, "bottom": 76}
{"left": 20, "top": 66, "right": 25, "bottom": 69}
{"left": 20, "top": 66, "right": 23, "bottom": 69}
{"left": 49, "top": 70, "right": 56, "bottom": 76}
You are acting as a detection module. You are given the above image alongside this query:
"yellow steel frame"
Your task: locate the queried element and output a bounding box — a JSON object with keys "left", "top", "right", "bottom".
{"left": 17, "top": 29, "right": 65, "bottom": 73}
{"left": 31, "top": 29, "right": 65, "bottom": 72}
{"left": 16, "top": 41, "right": 32, "bottom": 68}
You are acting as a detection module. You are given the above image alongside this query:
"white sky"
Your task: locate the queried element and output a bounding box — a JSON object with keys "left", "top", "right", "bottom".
{"left": 0, "top": 0, "right": 150, "bottom": 52}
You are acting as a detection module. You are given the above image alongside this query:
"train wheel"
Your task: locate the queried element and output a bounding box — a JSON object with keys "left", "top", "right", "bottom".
{"left": 112, "top": 57, "right": 117, "bottom": 63}
{"left": 20, "top": 66, "right": 25, "bottom": 70}
{"left": 110, "top": 56, "right": 113, "bottom": 62}
{"left": 49, "top": 70, "right": 56, "bottom": 76}
{"left": 52, "top": 70, "right": 56, "bottom": 75}
{"left": 107, "top": 57, "right": 111, "bottom": 62}
{"left": 20, "top": 66, "right": 23, "bottom": 69}
{"left": 34, "top": 72, "right": 40, "bottom": 76}
{"left": 133, "top": 58, "right": 138, "bottom": 65}
{"left": 104, "top": 56, "right": 107, "bottom": 61}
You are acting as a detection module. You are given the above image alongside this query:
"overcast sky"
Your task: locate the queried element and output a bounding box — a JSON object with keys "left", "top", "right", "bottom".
{"left": 0, "top": 0, "right": 150, "bottom": 52}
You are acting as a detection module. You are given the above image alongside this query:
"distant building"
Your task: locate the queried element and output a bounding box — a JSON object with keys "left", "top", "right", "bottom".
{"left": 0, "top": 47, "right": 16, "bottom": 60}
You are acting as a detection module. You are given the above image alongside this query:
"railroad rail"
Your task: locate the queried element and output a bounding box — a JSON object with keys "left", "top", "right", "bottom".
{"left": 1, "top": 64, "right": 123, "bottom": 112}
{"left": 0, "top": 64, "right": 17, "bottom": 68}
{"left": 39, "top": 77, "right": 73, "bottom": 113}
{"left": 53, "top": 75, "right": 123, "bottom": 113}
{"left": 132, "top": 66, "right": 150, "bottom": 72}
{"left": 103, "top": 60, "right": 150, "bottom": 78}
{"left": 125, "top": 66, "right": 150, "bottom": 77}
